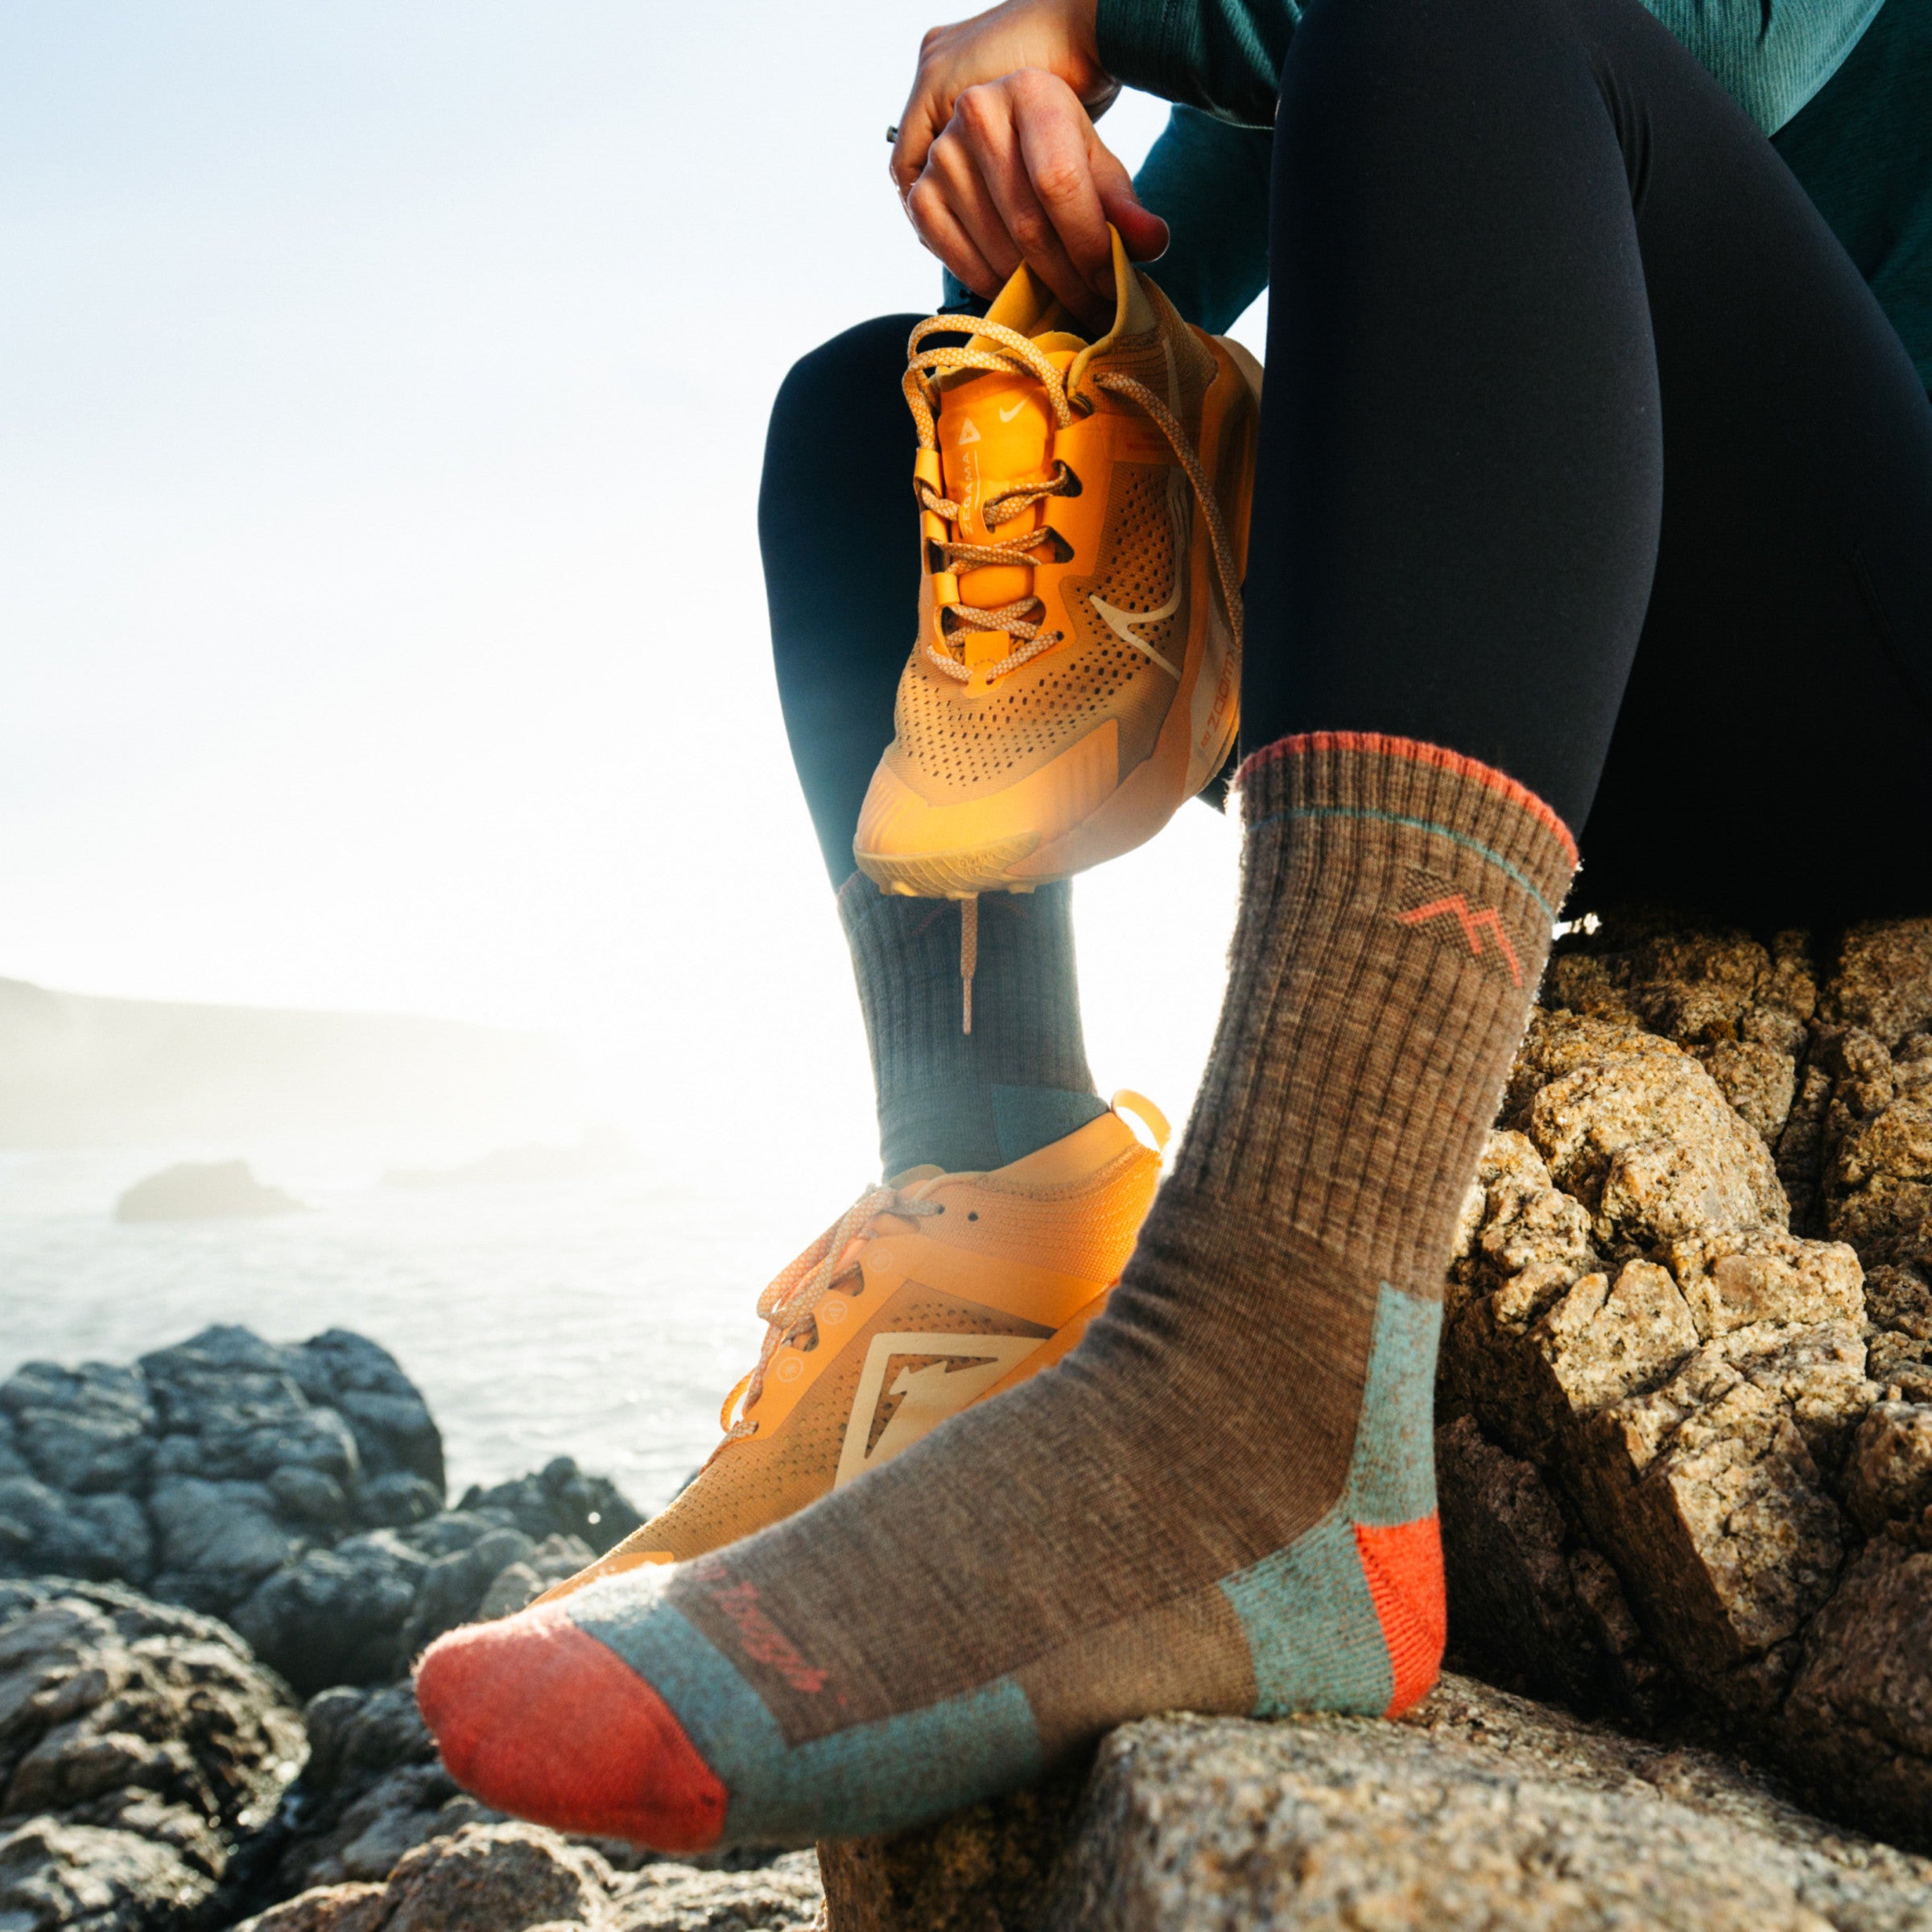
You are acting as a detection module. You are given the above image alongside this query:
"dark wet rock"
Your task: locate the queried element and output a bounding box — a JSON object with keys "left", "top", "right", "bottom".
{"left": 285, "top": 1334, "right": 446, "bottom": 1492}
{"left": 232, "top": 1513, "right": 593, "bottom": 1699}
{"left": 233, "top": 1535, "right": 432, "bottom": 1699}
{"left": 0, "top": 1362, "right": 155, "bottom": 1494}
{"left": 0, "top": 1478, "right": 155, "bottom": 1587}
{"left": 0, "top": 1326, "right": 627, "bottom": 1686}
{"left": 355, "top": 1476, "right": 442, "bottom": 1532}
{"left": 456, "top": 1457, "right": 644, "bottom": 1557}
{"left": 269, "top": 1683, "right": 498, "bottom": 1897}
{"left": 0, "top": 1578, "right": 303, "bottom": 1930}
{"left": 149, "top": 1477, "right": 310, "bottom": 1614}
{"left": 116, "top": 1161, "right": 304, "bottom": 1224}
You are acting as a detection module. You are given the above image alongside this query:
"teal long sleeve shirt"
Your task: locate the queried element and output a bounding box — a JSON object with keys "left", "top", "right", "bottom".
{"left": 1108, "top": 0, "right": 1932, "bottom": 390}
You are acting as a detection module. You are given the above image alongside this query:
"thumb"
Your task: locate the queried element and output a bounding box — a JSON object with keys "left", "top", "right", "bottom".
{"left": 1091, "top": 142, "right": 1170, "bottom": 262}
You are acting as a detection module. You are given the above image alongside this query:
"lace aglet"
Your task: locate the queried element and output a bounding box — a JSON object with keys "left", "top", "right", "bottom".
{"left": 960, "top": 894, "right": 977, "bottom": 1036}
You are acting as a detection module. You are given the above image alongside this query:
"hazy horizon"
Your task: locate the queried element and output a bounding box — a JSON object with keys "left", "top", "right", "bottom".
{"left": 2, "top": 4, "right": 1265, "bottom": 1178}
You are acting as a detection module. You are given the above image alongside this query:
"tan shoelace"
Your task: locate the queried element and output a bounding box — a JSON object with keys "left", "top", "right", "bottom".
{"left": 902, "top": 315, "right": 1246, "bottom": 687}
{"left": 716, "top": 1185, "right": 946, "bottom": 1447}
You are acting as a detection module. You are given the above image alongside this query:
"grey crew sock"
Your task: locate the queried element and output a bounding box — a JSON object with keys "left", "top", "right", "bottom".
{"left": 838, "top": 873, "right": 1106, "bottom": 1177}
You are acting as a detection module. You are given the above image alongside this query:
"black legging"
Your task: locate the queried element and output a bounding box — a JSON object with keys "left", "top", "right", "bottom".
{"left": 763, "top": 0, "right": 1932, "bottom": 923}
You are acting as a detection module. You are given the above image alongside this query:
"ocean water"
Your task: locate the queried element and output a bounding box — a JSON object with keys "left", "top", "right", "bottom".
{"left": 0, "top": 1148, "right": 841, "bottom": 1515}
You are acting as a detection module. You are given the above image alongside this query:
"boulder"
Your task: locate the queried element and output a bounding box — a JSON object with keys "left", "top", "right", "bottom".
{"left": 0, "top": 1478, "right": 155, "bottom": 1587}
{"left": 819, "top": 1674, "right": 1932, "bottom": 1930}
{"left": 232, "top": 1516, "right": 592, "bottom": 1697}
{"left": 0, "top": 1578, "right": 303, "bottom": 1930}
{"left": 0, "top": 1326, "right": 630, "bottom": 1686}
{"left": 0, "top": 1362, "right": 155, "bottom": 1493}
{"left": 237, "top": 1823, "right": 824, "bottom": 1932}
{"left": 1439, "top": 911, "right": 1932, "bottom": 1840}
{"left": 456, "top": 1458, "right": 645, "bottom": 1554}
{"left": 116, "top": 1161, "right": 304, "bottom": 1223}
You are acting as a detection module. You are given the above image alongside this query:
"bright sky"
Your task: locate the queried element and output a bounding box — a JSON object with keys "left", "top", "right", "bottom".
{"left": 0, "top": 4, "right": 1265, "bottom": 1180}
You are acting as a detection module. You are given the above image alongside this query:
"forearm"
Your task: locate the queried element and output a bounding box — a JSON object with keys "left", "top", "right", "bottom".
{"left": 1092, "top": 0, "right": 1889, "bottom": 134}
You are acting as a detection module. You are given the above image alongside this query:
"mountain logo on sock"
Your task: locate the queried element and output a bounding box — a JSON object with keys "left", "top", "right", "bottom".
{"left": 834, "top": 1331, "right": 1042, "bottom": 1490}
{"left": 1396, "top": 890, "right": 1524, "bottom": 986}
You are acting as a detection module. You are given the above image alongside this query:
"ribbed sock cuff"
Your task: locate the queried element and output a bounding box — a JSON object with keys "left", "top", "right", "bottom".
{"left": 839, "top": 876, "right": 1100, "bottom": 1176}
{"left": 1236, "top": 732, "right": 1578, "bottom": 923}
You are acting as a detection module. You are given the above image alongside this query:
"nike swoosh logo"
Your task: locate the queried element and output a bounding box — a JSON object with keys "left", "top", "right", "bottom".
{"left": 1088, "top": 477, "right": 1188, "bottom": 678}
{"left": 998, "top": 402, "right": 1025, "bottom": 423}
{"left": 833, "top": 1330, "right": 1042, "bottom": 1489}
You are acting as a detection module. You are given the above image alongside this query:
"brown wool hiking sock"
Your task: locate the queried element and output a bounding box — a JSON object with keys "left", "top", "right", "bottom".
{"left": 419, "top": 733, "right": 1579, "bottom": 1848}
{"left": 838, "top": 873, "right": 1105, "bottom": 1178}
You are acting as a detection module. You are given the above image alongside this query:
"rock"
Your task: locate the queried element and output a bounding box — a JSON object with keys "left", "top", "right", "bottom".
{"left": 232, "top": 1533, "right": 432, "bottom": 1697}
{"left": 357, "top": 1476, "right": 442, "bottom": 1532}
{"left": 250, "top": 1826, "right": 823, "bottom": 1932}
{"left": 254, "top": 1823, "right": 613, "bottom": 1932}
{"left": 609, "top": 1850, "right": 824, "bottom": 1929}
{"left": 149, "top": 1477, "right": 309, "bottom": 1613}
{"left": 0, "top": 1814, "right": 217, "bottom": 1931}
{"left": 0, "top": 1578, "right": 303, "bottom": 1930}
{"left": 1846, "top": 1402, "right": 1932, "bottom": 1538}
{"left": 0, "top": 1363, "right": 155, "bottom": 1494}
{"left": 456, "top": 1458, "right": 644, "bottom": 1557}
{"left": 116, "top": 1160, "right": 304, "bottom": 1223}
{"left": 1434, "top": 1413, "right": 1670, "bottom": 1715}
{"left": 143, "top": 1329, "right": 365, "bottom": 1490}
{"left": 1507, "top": 1014, "right": 1786, "bottom": 1253}
{"left": 823, "top": 1673, "right": 1932, "bottom": 1930}
{"left": 233, "top": 1517, "right": 592, "bottom": 1705}
{"left": 270, "top": 1682, "right": 489, "bottom": 1897}
{"left": 817, "top": 1763, "right": 1088, "bottom": 1932}
{"left": 1784, "top": 1539, "right": 1932, "bottom": 1847}
{"left": 237, "top": 1880, "right": 389, "bottom": 1931}
{"left": 286, "top": 1333, "right": 446, "bottom": 1492}
{"left": 0, "top": 1477, "right": 155, "bottom": 1586}
{"left": 1438, "top": 914, "right": 1932, "bottom": 1839}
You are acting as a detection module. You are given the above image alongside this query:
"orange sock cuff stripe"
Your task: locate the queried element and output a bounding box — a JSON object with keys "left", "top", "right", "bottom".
{"left": 1236, "top": 731, "right": 1580, "bottom": 869}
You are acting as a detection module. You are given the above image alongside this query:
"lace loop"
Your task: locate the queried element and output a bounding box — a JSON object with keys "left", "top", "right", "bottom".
{"left": 716, "top": 1185, "right": 945, "bottom": 1447}
{"left": 902, "top": 316, "right": 1245, "bottom": 689}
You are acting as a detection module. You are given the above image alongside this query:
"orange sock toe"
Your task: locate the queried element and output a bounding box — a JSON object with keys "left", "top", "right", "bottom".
{"left": 414, "top": 1604, "right": 727, "bottom": 1851}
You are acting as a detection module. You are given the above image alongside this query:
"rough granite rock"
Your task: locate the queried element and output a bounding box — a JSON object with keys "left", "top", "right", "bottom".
{"left": 1785, "top": 1539, "right": 1932, "bottom": 1849}
{"left": 237, "top": 1824, "right": 823, "bottom": 1932}
{"left": 0, "top": 1578, "right": 303, "bottom": 1930}
{"left": 1439, "top": 911, "right": 1932, "bottom": 1841}
{"left": 820, "top": 1673, "right": 1932, "bottom": 1931}
{"left": 1051, "top": 1675, "right": 1932, "bottom": 1931}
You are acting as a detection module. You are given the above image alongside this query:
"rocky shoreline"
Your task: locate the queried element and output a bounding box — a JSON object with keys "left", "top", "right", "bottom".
{"left": 6, "top": 911, "right": 1932, "bottom": 1929}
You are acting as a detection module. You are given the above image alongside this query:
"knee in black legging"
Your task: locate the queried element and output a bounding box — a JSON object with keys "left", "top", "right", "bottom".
{"left": 761, "top": 315, "right": 925, "bottom": 881}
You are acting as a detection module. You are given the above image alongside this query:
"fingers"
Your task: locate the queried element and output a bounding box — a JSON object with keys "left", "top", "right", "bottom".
{"left": 957, "top": 78, "right": 1105, "bottom": 318}
{"left": 1013, "top": 76, "right": 1116, "bottom": 298}
{"left": 1091, "top": 144, "right": 1170, "bottom": 262}
{"left": 903, "top": 72, "right": 1121, "bottom": 326}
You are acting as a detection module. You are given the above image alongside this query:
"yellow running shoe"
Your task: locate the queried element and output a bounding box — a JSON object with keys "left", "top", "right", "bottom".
{"left": 852, "top": 229, "right": 1262, "bottom": 898}
{"left": 535, "top": 1092, "right": 1167, "bottom": 1601}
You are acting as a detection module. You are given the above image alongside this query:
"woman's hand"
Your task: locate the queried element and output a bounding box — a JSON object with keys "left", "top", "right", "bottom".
{"left": 890, "top": 0, "right": 1168, "bottom": 328}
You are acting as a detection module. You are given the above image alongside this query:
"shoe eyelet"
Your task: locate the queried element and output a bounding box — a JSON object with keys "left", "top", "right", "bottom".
{"left": 968, "top": 1211, "right": 980, "bottom": 1221}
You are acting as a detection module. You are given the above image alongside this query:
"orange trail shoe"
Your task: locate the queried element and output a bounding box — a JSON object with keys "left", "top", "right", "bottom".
{"left": 852, "top": 228, "right": 1262, "bottom": 899}
{"left": 534, "top": 1092, "right": 1168, "bottom": 1602}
